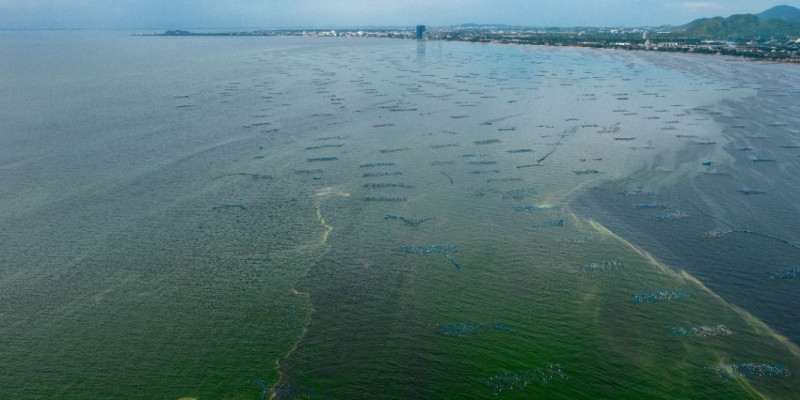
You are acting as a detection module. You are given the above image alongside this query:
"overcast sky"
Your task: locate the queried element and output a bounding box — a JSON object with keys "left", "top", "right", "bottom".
{"left": 1, "top": 1, "right": 798, "bottom": 29}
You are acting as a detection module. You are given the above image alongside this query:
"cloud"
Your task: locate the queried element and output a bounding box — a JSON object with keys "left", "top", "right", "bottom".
{"left": 680, "top": 2, "right": 722, "bottom": 10}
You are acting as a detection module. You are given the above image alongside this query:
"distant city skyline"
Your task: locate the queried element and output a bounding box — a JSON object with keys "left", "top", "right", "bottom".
{"left": 1, "top": 1, "right": 799, "bottom": 30}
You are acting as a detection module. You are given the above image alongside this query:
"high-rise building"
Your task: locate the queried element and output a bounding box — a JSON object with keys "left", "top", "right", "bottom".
{"left": 416, "top": 25, "right": 426, "bottom": 39}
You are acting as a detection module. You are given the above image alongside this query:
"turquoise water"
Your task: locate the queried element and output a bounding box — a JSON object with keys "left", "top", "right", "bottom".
{"left": 1, "top": 32, "right": 798, "bottom": 399}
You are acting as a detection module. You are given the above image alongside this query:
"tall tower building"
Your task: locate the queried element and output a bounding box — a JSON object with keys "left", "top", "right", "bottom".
{"left": 416, "top": 25, "right": 426, "bottom": 39}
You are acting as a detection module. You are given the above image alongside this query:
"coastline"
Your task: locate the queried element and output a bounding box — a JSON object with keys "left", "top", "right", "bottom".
{"left": 143, "top": 29, "right": 800, "bottom": 64}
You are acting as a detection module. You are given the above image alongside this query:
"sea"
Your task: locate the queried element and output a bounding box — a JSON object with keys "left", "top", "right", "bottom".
{"left": 1, "top": 31, "right": 799, "bottom": 399}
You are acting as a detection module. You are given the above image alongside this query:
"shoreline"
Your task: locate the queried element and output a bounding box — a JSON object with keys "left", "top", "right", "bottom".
{"left": 428, "top": 38, "right": 800, "bottom": 64}
{"left": 140, "top": 29, "right": 800, "bottom": 64}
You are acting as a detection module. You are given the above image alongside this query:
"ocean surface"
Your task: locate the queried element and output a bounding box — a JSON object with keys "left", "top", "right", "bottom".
{"left": 1, "top": 31, "right": 799, "bottom": 399}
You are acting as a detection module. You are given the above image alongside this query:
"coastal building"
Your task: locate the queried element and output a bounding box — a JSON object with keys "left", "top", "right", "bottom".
{"left": 416, "top": 25, "right": 426, "bottom": 39}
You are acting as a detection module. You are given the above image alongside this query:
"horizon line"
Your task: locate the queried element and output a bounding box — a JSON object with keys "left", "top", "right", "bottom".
{"left": 0, "top": 24, "right": 671, "bottom": 32}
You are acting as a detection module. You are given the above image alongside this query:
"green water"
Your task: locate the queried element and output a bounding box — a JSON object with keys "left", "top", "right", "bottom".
{"left": 1, "top": 33, "right": 798, "bottom": 399}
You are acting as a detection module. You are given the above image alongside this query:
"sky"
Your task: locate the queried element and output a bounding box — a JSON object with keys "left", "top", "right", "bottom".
{"left": 1, "top": 0, "right": 798, "bottom": 30}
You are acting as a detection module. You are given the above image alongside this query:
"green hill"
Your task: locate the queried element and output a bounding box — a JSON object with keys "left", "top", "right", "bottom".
{"left": 757, "top": 5, "right": 800, "bottom": 24}
{"left": 676, "top": 13, "right": 800, "bottom": 40}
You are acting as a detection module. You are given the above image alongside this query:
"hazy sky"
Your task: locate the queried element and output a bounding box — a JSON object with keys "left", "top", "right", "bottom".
{"left": 1, "top": 0, "right": 799, "bottom": 29}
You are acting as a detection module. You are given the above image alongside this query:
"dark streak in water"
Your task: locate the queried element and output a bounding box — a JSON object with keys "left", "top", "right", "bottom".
{"left": 212, "top": 204, "right": 246, "bottom": 211}
{"left": 441, "top": 171, "right": 454, "bottom": 185}
{"left": 537, "top": 147, "right": 557, "bottom": 164}
{"left": 734, "top": 230, "right": 800, "bottom": 250}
